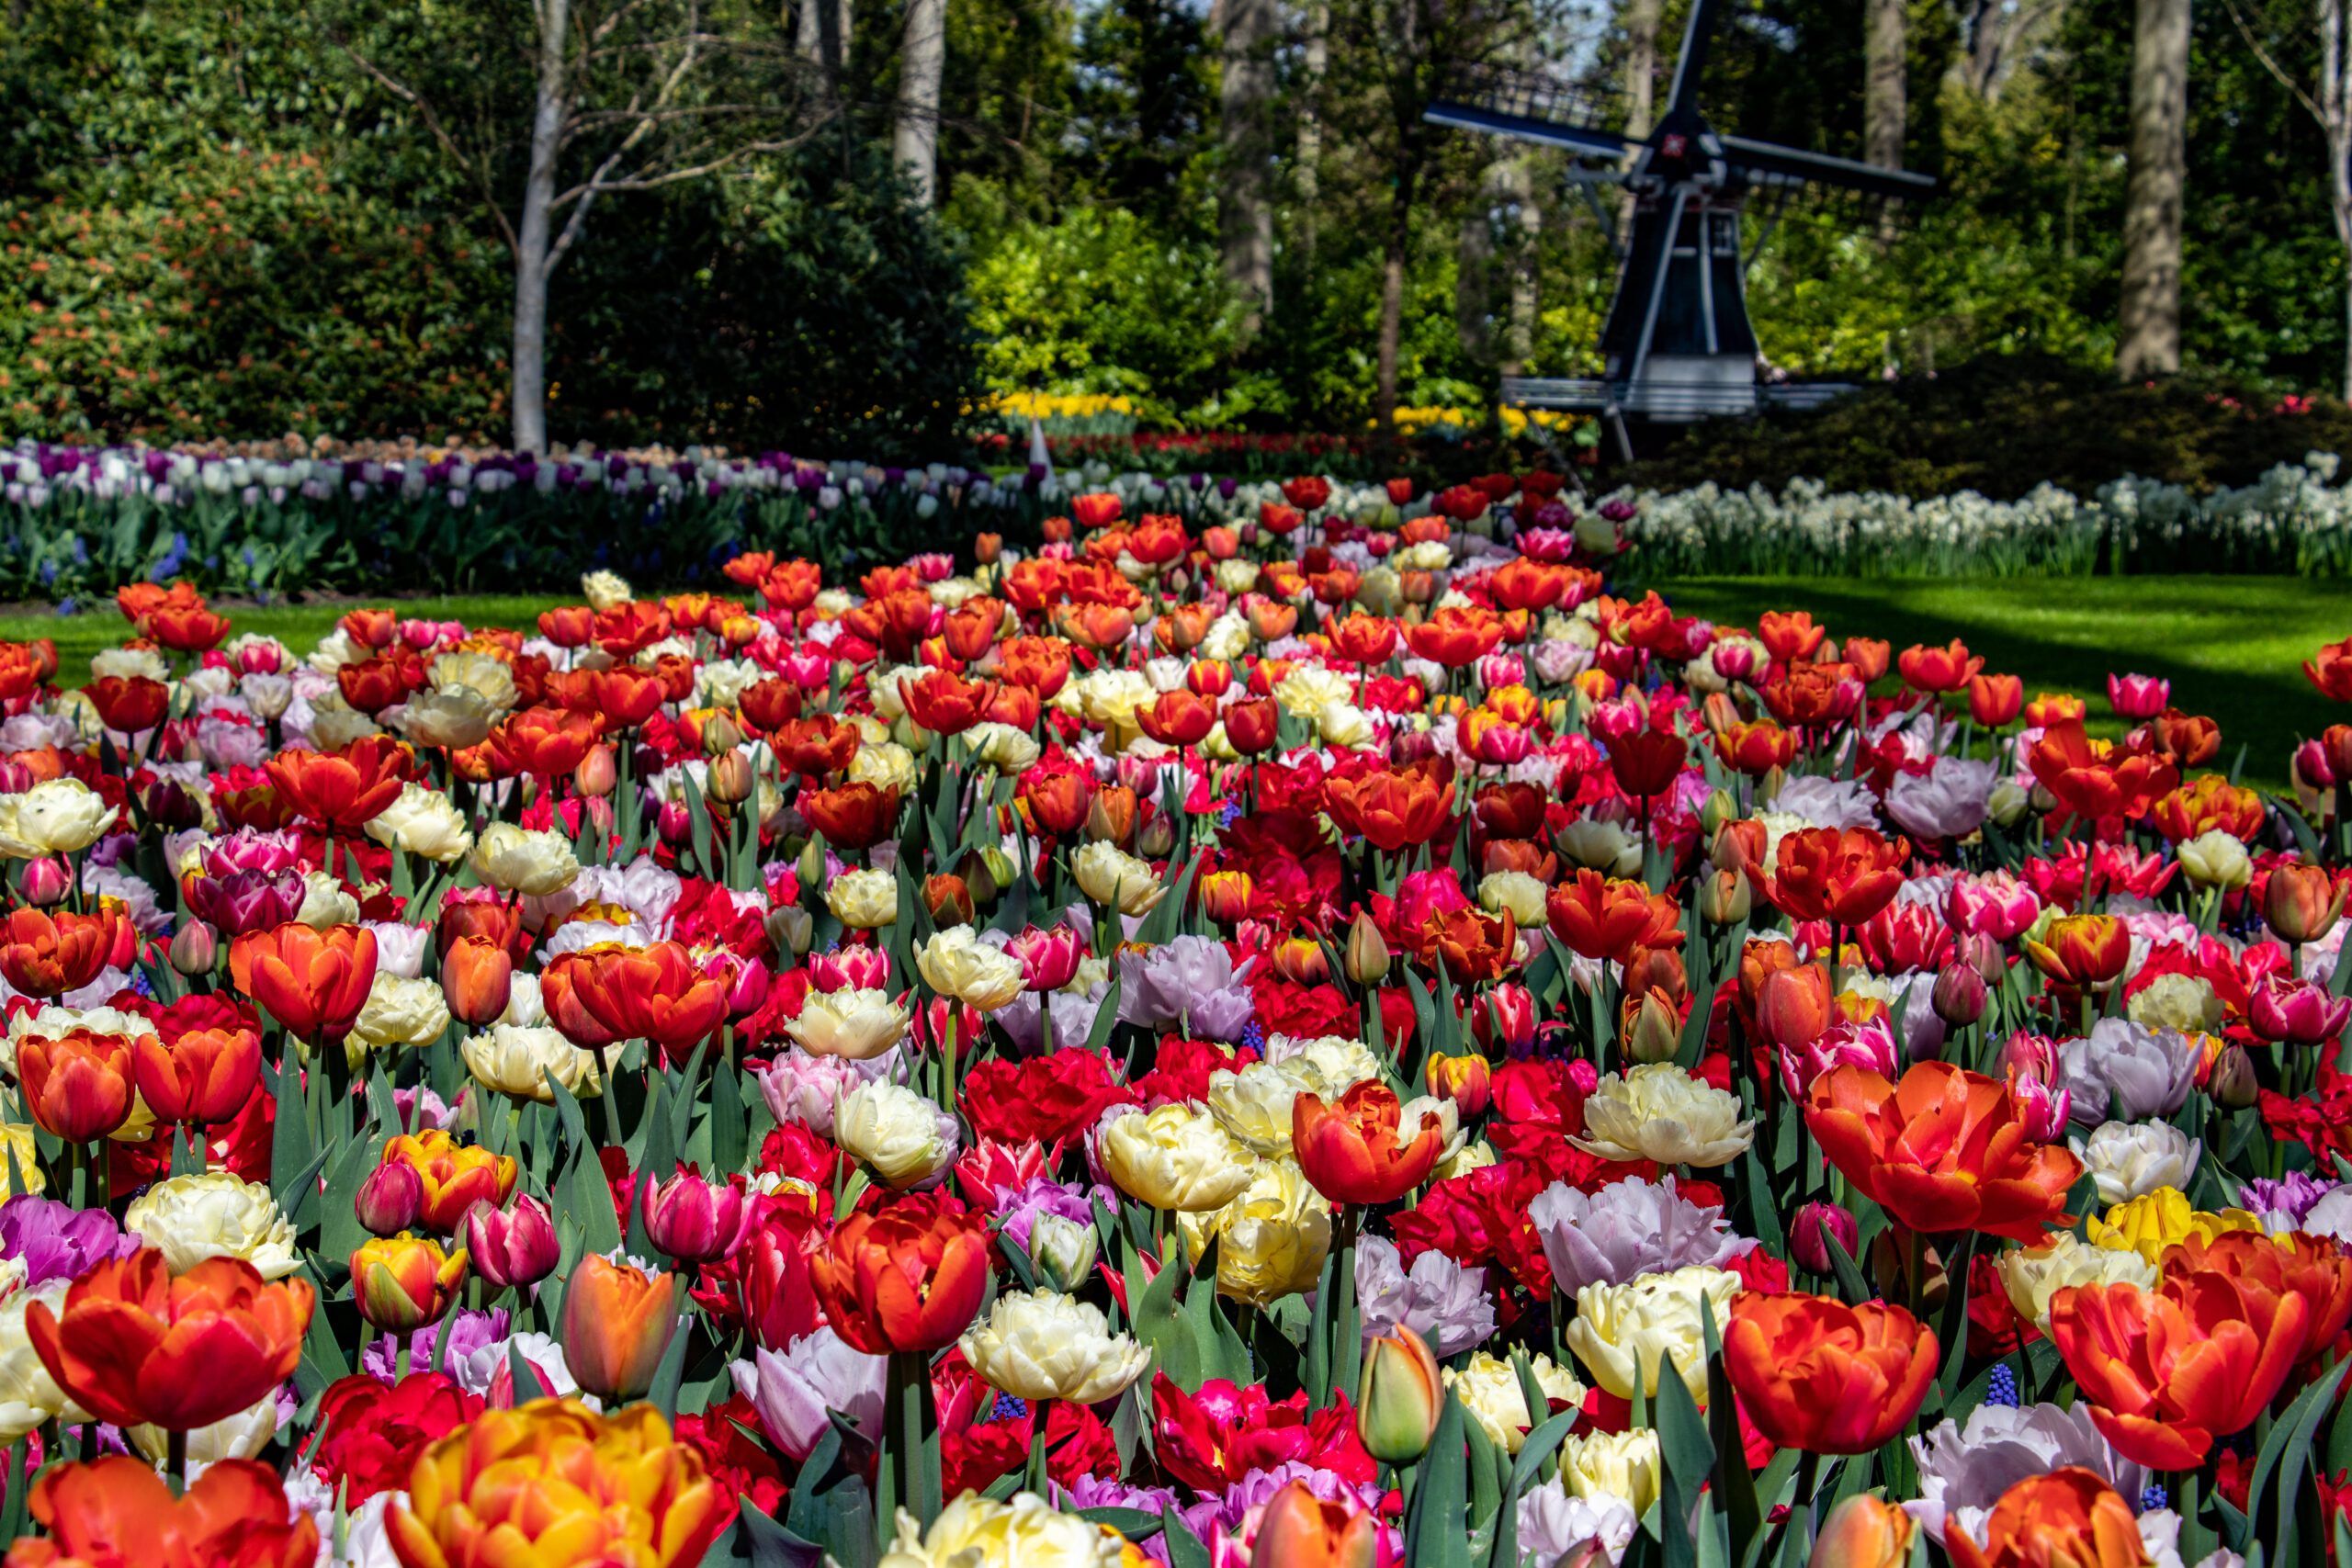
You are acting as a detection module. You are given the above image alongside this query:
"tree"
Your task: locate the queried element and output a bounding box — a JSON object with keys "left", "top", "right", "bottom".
{"left": 332, "top": 0, "right": 821, "bottom": 450}
{"left": 2118, "top": 0, "right": 2191, "bottom": 378}
{"left": 895, "top": 0, "right": 950, "bottom": 207}
{"left": 2223, "top": 0, "right": 2352, "bottom": 399}
{"left": 1216, "top": 0, "right": 1278, "bottom": 331}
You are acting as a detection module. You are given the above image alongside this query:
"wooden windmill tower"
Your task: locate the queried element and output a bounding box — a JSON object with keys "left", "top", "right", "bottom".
{"left": 1426, "top": 0, "right": 1936, "bottom": 458}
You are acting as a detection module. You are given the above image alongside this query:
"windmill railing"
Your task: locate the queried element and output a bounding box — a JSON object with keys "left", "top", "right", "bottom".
{"left": 1500, "top": 376, "right": 1862, "bottom": 419}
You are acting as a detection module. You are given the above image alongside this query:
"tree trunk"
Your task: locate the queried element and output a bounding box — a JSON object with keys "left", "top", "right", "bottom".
{"left": 1457, "top": 199, "right": 1494, "bottom": 366}
{"left": 1507, "top": 161, "right": 1540, "bottom": 375}
{"left": 893, "top": 0, "right": 948, "bottom": 207}
{"left": 797, "top": 0, "right": 821, "bottom": 61}
{"left": 1376, "top": 168, "right": 1418, "bottom": 434}
{"left": 1217, "top": 0, "right": 1277, "bottom": 333}
{"left": 510, "top": 0, "right": 571, "bottom": 454}
{"left": 1296, "top": 0, "right": 1329, "bottom": 268}
{"left": 1622, "top": 0, "right": 1659, "bottom": 231}
{"left": 1864, "top": 0, "right": 1906, "bottom": 169}
{"left": 2324, "top": 0, "right": 2352, "bottom": 402}
{"left": 2117, "top": 0, "right": 2188, "bottom": 380}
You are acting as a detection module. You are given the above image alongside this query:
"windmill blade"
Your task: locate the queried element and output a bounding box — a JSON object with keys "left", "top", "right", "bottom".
{"left": 1717, "top": 135, "right": 1937, "bottom": 202}
{"left": 1424, "top": 65, "right": 1633, "bottom": 162}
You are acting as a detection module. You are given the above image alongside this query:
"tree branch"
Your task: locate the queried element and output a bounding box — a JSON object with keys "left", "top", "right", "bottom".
{"left": 327, "top": 35, "right": 520, "bottom": 254}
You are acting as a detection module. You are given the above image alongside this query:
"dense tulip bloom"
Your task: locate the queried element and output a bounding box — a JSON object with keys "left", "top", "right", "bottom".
{"left": 17, "top": 1028, "right": 135, "bottom": 1141}
{"left": 2022, "top": 914, "right": 2132, "bottom": 993}
{"left": 231, "top": 921, "right": 379, "bottom": 1042}
{"left": 1323, "top": 764, "right": 1456, "bottom": 852}
{"left": 1250, "top": 1481, "right": 1379, "bottom": 1568}
{"left": 1757, "top": 610, "right": 1829, "bottom": 662}
{"left": 2264, "top": 863, "right": 2348, "bottom": 943}
{"left": 1137, "top": 689, "right": 1218, "bottom": 747}
{"left": 1945, "top": 1469, "right": 2150, "bottom": 1568}
{"left": 1760, "top": 827, "right": 1910, "bottom": 927}
{"left": 1545, "top": 871, "right": 1679, "bottom": 965}
{"left": 352, "top": 1234, "right": 469, "bottom": 1332}
{"left": 386, "top": 1400, "right": 734, "bottom": 1568}
{"left": 6, "top": 1458, "right": 318, "bottom": 1568}
{"left": 2051, "top": 1269, "right": 2309, "bottom": 1468}
{"left": 264, "top": 735, "right": 413, "bottom": 829}
{"left": 185, "top": 866, "right": 308, "bottom": 936}
{"left": 0, "top": 906, "right": 118, "bottom": 998}
{"left": 2028, "top": 719, "right": 2179, "bottom": 822}
{"left": 2160, "top": 1230, "right": 2352, "bottom": 1367}
{"left": 132, "top": 1024, "right": 261, "bottom": 1124}
{"left": 1897, "top": 638, "right": 1984, "bottom": 693}
{"left": 770, "top": 712, "right": 860, "bottom": 776}
{"left": 1607, "top": 727, "right": 1690, "bottom": 799}
{"left": 2248, "top": 972, "right": 2352, "bottom": 1045}
{"left": 561, "top": 1255, "right": 682, "bottom": 1403}
{"left": 1723, "top": 1292, "right": 1937, "bottom": 1453}
{"left": 1293, "top": 1080, "right": 1443, "bottom": 1206}
{"left": 808, "top": 1193, "right": 991, "bottom": 1354}
{"left": 1804, "top": 1062, "right": 2082, "bottom": 1241}
{"left": 28, "top": 1252, "right": 314, "bottom": 1430}
{"left": 1404, "top": 606, "right": 1504, "bottom": 667}
{"left": 1968, "top": 671, "right": 2025, "bottom": 726}
{"left": 484, "top": 706, "right": 600, "bottom": 778}
{"left": 800, "top": 781, "right": 901, "bottom": 852}
{"left": 380, "top": 1129, "right": 519, "bottom": 1235}
{"left": 542, "top": 942, "right": 730, "bottom": 1057}
{"left": 1713, "top": 718, "right": 1796, "bottom": 777}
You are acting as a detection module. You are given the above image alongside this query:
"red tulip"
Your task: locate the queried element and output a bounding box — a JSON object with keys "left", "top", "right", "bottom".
{"left": 808, "top": 1193, "right": 990, "bottom": 1355}
{"left": 28, "top": 1252, "right": 313, "bottom": 1430}
{"left": 1722, "top": 1292, "right": 1938, "bottom": 1453}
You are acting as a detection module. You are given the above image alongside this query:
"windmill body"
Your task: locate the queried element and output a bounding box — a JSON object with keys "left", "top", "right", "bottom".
{"left": 1425, "top": 0, "right": 1934, "bottom": 456}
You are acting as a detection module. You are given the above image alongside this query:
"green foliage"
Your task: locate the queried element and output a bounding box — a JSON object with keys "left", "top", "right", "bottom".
{"left": 1617, "top": 354, "right": 2352, "bottom": 498}
{"left": 966, "top": 208, "right": 1249, "bottom": 422}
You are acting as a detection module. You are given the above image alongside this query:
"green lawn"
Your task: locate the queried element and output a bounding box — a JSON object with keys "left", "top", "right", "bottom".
{"left": 1657, "top": 576, "right": 2347, "bottom": 789}
{"left": 4, "top": 575, "right": 2341, "bottom": 788}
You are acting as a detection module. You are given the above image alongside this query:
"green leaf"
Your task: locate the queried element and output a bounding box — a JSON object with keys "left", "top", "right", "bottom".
{"left": 1407, "top": 1390, "right": 1474, "bottom": 1568}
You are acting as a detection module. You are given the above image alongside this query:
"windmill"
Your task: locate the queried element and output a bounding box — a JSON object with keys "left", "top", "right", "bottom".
{"left": 1425, "top": 0, "right": 1936, "bottom": 459}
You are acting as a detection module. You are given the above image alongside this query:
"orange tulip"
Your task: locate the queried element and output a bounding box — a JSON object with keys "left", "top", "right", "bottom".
{"left": 1758, "top": 610, "right": 1829, "bottom": 663}
{"left": 2052, "top": 1265, "right": 2310, "bottom": 1468}
{"left": 438, "top": 934, "right": 514, "bottom": 1027}
{"left": 808, "top": 1193, "right": 991, "bottom": 1355}
{"left": 559, "top": 1255, "right": 681, "bottom": 1402}
{"left": 2028, "top": 719, "right": 2178, "bottom": 822}
{"left": 1755, "top": 964, "right": 1835, "bottom": 1048}
{"left": 1250, "top": 1480, "right": 1378, "bottom": 1568}
{"left": 386, "top": 1401, "right": 734, "bottom": 1568}
{"left": 1945, "top": 1469, "right": 2149, "bottom": 1568}
{"left": 2308, "top": 635, "right": 2352, "bottom": 702}
{"left": 1137, "top": 689, "right": 1218, "bottom": 748}
{"left": 1714, "top": 718, "right": 1796, "bottom": 777}
{"left": 2146, "top": 773, "right": 2266, "bottom": 844}
{"left": 1293, "top": 1080, "right": 1443, "bottom": 1206}
{"left": 132, "top": 1024, "right": 261, "bottom": 1125}
{"left": 540, "top": 941, "right": 729, "bottom": 1059}
{"left": 1968, "top": 672, "right": 2025, "bottom": 727}
{"left": 771, "top": 713, "right": 861, "bottom": 777}
{"left": 28, "top": 1252, "right": 313, "bottom": 1430}
{"left": 1896, "top": 638, "right": 1984, "bottom": 693}
{"left": 231, "top": 921, "right": 379, "bottom": 1043}
{"left": 0, "top": 906, "right": 119, "bottom": 998}
{"left": 799, "top": 781, "right": 901, "bottom": 851}
{"left": 484, "top": 705, "right": 602, "bottom": 779}
{"left": 1760, "top": 826, "right": 1910, "bottom": 927}
{"left": 6, "top": 1458, "right": 318, "bottom": 1568}
{"left": 2022, "top": 914, "right": 2132, "bottom": 994}
{"left": 1804, "top": 1061, "right": 2082, "bottom": 1242}
{"left": 1723, "top": 1292, "right": 1938, "bottom": 1453}
{"left": 1545, "top": 869, "right": 1679, "bottom": 964}
{"left": 17, "top": 1029, "right": 135, "bottom": 1141}
{"left": 1403, "top": 605, "right": 1504, "bottom": 668}
{"left": 262, "top": 735, "right": 413, "bottom": 829}
{"left": 379, "top": 1129, "right": 519, "bottom": 1235}
{"left": 1322, "top": 762, "right": 1456, "bottom": 853}
{"left": 2162, "top": 1230, "right": 2352, "bottom": 1368}
{"left": 1329, "top": 612, "right": 1402, "bottom": 665}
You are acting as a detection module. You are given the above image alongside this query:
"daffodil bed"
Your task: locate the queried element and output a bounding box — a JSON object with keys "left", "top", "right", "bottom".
{"left": 0, "top": 475, "right": 2346, "bottom": 1568}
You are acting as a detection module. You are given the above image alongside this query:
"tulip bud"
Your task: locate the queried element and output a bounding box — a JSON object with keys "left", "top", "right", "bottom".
{"left": 1136, "top": 810, "right": 1176, "bottom": 860}
{"left": 1085, "top": 786, "right": 1137, "bottom": 845}
{"left": 1808, "top": 1494, "right": 1913, "bottom": 1568}
{"left": 1961, "top": 931, "right": 2007, "bottom": 987}
{"left": 956, "top": 848, "right": 1001, "bottom": 907}
{"left": 441, "top": 934, "right": 514, "bottom": 1028}
{"left": 656, "top": 799, "right": 694, "bottom": 846}
{"left": 351, "top": 1234, "right": 467, "bottom": 1332}
{"left": 17, "top": 857, "right": 69, "bottom": 908}
{"left": 1699, "top": 867, "right": 1751, "bottom": 925}
{"left": 705, "top": 750, "right": 755, "bottom": 805}
{"left": 641, "top": 1170, "right": 752, "bottom": 1265}
{"left": 2209, "top": 1043, "right": 2260, "bottom": 1110}
{"left": 1756, "top": 965, "right": 1832, "bottom": 1049}
{"left": 1357, "top": 1326, "right": 1443, "bottom": 1463}
{"left": 975, "top": 845, "right": 1016, "bottom": 897}
{"left": 797, "top": 835, "right": 829, "bottom": 886}
{"left": 573, "top": 744, "right": 617, "bottom": 798}
{"left": 701, "top": 711, "right": 745, "bottom": 758}
{"left": 1345, "top": 911, "right": 1391, "bottom": 987}
{"left": 2324, "top": 724, "right": 2352, "bottom": 782}
{"left": 168, "top": 919, "right": 220, "bottom": 976}
{"left": 356, "top": 1159, "right": 424, "bottom": 1237}
{"left": 923, "top": 873, "right": 975, "bottom": 925}
{"left": 561, "top": 1254, "right": 681, "bottom": 1403}
{"left": 463, "top": 1194, "right": 560, "bottom": 1290}
{"left": 1698, "top": 788, "right": 1738, "bottom": 841}
{"left": 1623, "top": 991, "right": 1681, "bottom": 1063}
{"left": 2265, "top": 863, "right": 2346, "bottom": 946}
{"left": 1788, "top": 1201, "right": 1860, "bottom": 1276}
{"left": 767, "top": 903, "right": 814, "bottom": 956}
{"left": 1930, "top": 961, "right": 1987, "bottom": 1028}
{"left": 1028, "top": 1211, "right": 1099, "bottom": 1293}
{"left": 1425, "top": 1053, "right": 1492, "bottom": 1116}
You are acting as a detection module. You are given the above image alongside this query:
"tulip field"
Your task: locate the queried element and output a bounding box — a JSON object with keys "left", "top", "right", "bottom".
{"left": 1, "top": 470, "right": 2351, "bottom": 1568}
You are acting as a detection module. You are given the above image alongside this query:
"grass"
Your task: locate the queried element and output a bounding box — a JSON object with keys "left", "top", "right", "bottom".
{"left": 4, "top": 575, "right": 2340, "bottom": 788}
